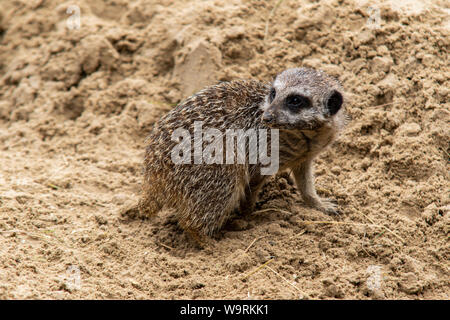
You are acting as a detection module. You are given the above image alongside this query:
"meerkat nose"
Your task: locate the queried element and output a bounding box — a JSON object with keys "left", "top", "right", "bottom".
{"left": 262, "top": 111, "right": 274, "bottom": 123}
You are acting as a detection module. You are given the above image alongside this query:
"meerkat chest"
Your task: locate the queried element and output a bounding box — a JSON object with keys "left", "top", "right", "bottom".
{"left": 277, "top": 131, "right": 309, "bottom": 169}
{"left": 277, "top": 127, "right": 336, "bottom": 169}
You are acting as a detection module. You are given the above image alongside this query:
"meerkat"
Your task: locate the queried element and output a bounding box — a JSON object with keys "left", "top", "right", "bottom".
{"left": 136, "top": 68, "right": 346, "bottom": 240}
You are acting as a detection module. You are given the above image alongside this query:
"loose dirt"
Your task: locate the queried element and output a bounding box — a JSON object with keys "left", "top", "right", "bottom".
{"left": 0, "top": 0, "right": 448, "bottom": 299}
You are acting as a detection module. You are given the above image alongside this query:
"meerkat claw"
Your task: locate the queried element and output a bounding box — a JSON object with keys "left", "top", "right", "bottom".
{"left": 319, "top": 198, "right": 340, "bottom": 216}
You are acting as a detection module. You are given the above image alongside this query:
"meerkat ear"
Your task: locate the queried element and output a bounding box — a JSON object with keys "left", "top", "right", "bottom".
{"left": 326, "top": 90, "right": 343, "bottom": 115}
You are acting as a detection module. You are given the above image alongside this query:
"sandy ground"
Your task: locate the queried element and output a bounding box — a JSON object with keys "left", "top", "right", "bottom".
{"left": 0, "top": 0, "right": 448, "bottom": 299}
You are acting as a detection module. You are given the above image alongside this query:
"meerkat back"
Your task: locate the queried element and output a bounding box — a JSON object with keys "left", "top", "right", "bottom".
{"left": 139, "top": 80, "right": 269, "bottom": 238}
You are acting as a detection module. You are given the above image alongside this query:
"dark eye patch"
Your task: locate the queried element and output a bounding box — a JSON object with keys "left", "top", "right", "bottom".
{"left": 269, "top": 88, "right": 276, "bottom": 102}
{"left": 285, "top": 95, "right": 311, "bottom": 112}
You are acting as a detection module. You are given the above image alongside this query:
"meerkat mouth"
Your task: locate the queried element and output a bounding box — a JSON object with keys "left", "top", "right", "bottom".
{"left": 300, "top": 130, "right": 317, "bottom": 140}
{"left": 263, "top": 121, "right": 321, "bottom": 132}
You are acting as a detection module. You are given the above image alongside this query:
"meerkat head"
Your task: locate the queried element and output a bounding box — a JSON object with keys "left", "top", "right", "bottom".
{"left": 261, "top": 68, "right": 344, "bottom": 131}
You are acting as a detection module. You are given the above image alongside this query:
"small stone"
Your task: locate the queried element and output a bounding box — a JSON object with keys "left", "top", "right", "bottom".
{"left": 377, "top": 73, "right": 398, "bottom": 90}
{"left": 294, "top": 28, "right": 307, "bottom": 41}
{"left": 94, "top": 215, "right": 108, "bottom": 225}
{"left": 421, "top": 54, "right": 435, "bottom": 67}
{"left": 399, "top": 272, "right": 423, "bottom": 294}
{"left": 302, "top": 58, "right": 322, "bottom": 69}
{"left": 367, "top": 50, "right": 377, "bottom": 58}
{"left": 371, "top": 56, "right": 393, "bottom": 73}
{"left": 349, "top": 58, "right": 366, "bottom": 74}
{"left": 322, "top": 279, "right": 344, "bottom": 298}
{"left": 330, "top": 166, "right": 341, "bottom": 175}
{"left": 397, "top": 122, "right": 421, "bottom": 137}
{"left": 356, "top": 29, "right": 374, "bottom": 45}
{"left": 370, "top": 289, "right": 385, "bottom": 300}
{"left": 321, "top": 65, "right": 342, "bottom": 78}
{"left": 376, "top": 45, "right": 389, "bottom": 56}
{"left": 225, "top": 26, "right": 245, "bottom": 40}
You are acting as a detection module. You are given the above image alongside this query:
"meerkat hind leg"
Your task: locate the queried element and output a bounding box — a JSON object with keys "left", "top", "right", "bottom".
{"left": 239, "top": 172, "right": 266, "bottom": 215}
{"left": 184, "top": 227, "right": 215, "bottom": 249}
{"left": 120, "top": 193, "right": 162, "bottom": 220}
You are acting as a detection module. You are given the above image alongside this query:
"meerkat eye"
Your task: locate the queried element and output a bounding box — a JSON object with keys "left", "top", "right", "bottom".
{"left": 326, "top": 90, "right": 343, "bottom": 115}
{"left": 285, "top": 95, "right": 311, "bottom": 112}
{"left": 269, "top": 88, "right": 276, "bottom": 102}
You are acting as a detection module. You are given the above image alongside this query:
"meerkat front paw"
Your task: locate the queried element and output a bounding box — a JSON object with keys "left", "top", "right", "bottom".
{"left": 303, "top": 196, "right": 340, "bottom": 215}
{"left": 317, "top": 198, "right": 340, "bottom": 215}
